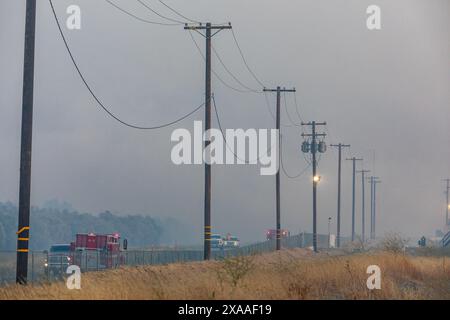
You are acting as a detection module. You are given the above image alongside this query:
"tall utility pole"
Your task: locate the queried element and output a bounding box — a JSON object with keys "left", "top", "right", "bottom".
{"left": 263, "top": 87, "right": 296, "bottom": 251}
{"left": 301, "top": 121, "right": 327, "bottom": 253}
{"left": 444, "top": 179, "right": 450, "bottom": 228}
{"left": 357, "top": 169, "right": 370, "bottom": 242}
{"left": 185, "top": 23, "right": 232, "bottom": 260}
{"left": 369, "top": 176, "right": 374, "bottom": 239}
{"left": 346, "top": 157, "right": 363, "bottom": 242}
{"left": 368, "top": 176, "right": 380, "bottom": 239}
{"left": 16, "top": 0, "right": 37, "bottom": 285}
{"left": 330, "top": 144, "right": 350, "bottom": 247}
{"left": 373, "top": 178, "right": 381, "bottom": 239}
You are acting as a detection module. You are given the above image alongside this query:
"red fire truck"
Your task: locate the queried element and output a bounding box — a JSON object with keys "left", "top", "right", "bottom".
{"left": 45, "top": 233, "right": 126, "bottom": 276}
{"left": 71, "top": 233, "right": 125, "bottom": 271}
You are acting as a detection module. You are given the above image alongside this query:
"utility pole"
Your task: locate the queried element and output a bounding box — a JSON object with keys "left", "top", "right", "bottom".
{"left": 185, "top": 23, "right": 232, "bottom": 260}
{"left": 357, "top": 169, "right": 370, "bottom": 242}
{"left": 443, "top": 179, "right": 450, "bottom": 229}
{"left": 369, "top": 176, "right": 374, "bottom": 239}
{"left": 301, "top": 121, "right": 327, "bottom": 253}
{"left": 330, "top": 143, "right": 350, "bottom": 247}
{"left": 368, "top": 176, "right": 380, "bottom": 239}
{"left": 16, "top": 0, "right": 37, "bottom": 285}
{"left": 373, "top": 178, "right": 381, "bottom": 239}
{"left": 263, "top": 87, "right": 296, "bottom": 251}
{"left": 346, "top": 157, "right": 363, "bottom": 242}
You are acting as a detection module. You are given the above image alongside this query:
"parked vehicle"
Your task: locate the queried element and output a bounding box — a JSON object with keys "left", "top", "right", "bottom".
{"left": 266, "top": 229, "right": 290, "bottom": 241}
{"left": 44, "top": 244, "right": 73, "bottom": 277}
{"left": 223, "top": 234, "right": 240, "bottom": 248}
{"left": 210, "top": 234, "right": 224, "bottom": 249}
{"left": 71, "top": 233, "right": 124, "bottom": 270}
{"left": 45, "top": 233, "right": 126, "bottom": 276}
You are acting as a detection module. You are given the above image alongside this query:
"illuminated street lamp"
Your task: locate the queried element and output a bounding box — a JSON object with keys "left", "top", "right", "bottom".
{"left": 328, "top": 217, "right": 332, "bottom": 249}
{"left": 313, "top": 175, "right": 321, "bottom": 183}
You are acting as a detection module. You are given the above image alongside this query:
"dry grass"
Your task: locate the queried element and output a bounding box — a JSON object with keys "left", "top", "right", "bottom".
{"left": 0, "top": 249, "right": 449, "bottom": 300}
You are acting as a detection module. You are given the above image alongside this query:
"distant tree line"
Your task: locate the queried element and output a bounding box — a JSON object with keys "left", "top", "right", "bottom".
{"left": 0, "top": 202, "right": 167, "bottom": 250}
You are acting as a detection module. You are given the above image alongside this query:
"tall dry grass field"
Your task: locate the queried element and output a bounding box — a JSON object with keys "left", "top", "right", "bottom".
{"left": 0, "top": 249, "right": 449, "bottom": 300}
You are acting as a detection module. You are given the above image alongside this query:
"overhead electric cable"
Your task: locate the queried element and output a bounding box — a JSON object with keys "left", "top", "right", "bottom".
{"left": 136, "top": 0, "right": 185, "bottom": 24}
{"left": 158, "top": 0, "right": 200, "bottom": 23}
{"left": 50, "top": 0, "right": 204, "bottom": 130}
{"left": 104, "top": 0, "right": 179, "bottom": 26}
{"left": 280, "top": 130, "right": 311, "bottom": 179}
{"left": 283, "top": 91, "right": 301, "bottom": 127}
{"left": 188, "top": 30, "right": 253, "bottom": 94}
{"left": 212, "top": 94, "right": 274, "bottom": 164}
{"left": 212, "top": 45, "right": 261, "bottom": 93}
{"left": 231, "top": 29, "right": 267, "bottom": 88}
{"left": 293, "top": 92, "right": 305, "bottom": 124}
{"left": 264, "top": 91, "right": 296, "bottom": 128}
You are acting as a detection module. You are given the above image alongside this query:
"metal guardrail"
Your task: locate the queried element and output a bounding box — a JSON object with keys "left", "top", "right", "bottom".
{"left": 0, "top": 232, "right": 341, "bottom": 285}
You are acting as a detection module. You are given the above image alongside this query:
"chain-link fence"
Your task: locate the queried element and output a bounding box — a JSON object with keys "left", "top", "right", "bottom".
{"left": 0, "top": 251, "right": 48, "bottom": 285}
{"left": 0, "top": 232, "right": 346, "bottom": 286}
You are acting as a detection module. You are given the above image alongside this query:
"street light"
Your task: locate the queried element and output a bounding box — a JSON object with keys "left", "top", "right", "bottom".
{"left": 328, "top": 217, "right": 332, "bottom": 248}
{"left": 313, "top": 175, "right": 321, "bottom": 183}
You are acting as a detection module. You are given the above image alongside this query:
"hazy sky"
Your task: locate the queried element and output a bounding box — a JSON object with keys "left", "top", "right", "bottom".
{"left": 1, "top": 0, "right": 449, "bottom": 244}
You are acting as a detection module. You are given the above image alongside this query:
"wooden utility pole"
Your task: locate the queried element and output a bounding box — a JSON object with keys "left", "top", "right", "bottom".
{"left": 263, "top": 87, "right": 296, "bottom": 251}
{"left": 184, "top": 23, "right": 232, "bottom": 260}
{"left": 373, "top": 178, "right": 381, "bottom": 239}
{"left": 346, "top": 157, "right": 363, "bottom": 242}
{"left": 357, "top": 169, "right": 370, "bottom": 242}
{"left": 16, "top": 0, "right": 36, "bottom": 284}
{"left": 330, "top": 143, "right": 350, "bottom": 247}
{"left": 301, "top": 121, "right": 327, "bottom": 252}
{"left": 368, "top": 176, "right": 380, "bottom": 239}
{"left": 16, "top": 0, "right": 37, "bottom": 284}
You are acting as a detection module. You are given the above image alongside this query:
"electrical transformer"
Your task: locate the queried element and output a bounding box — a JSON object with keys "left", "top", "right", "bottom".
{"left": 301, "top": 141, "right": 310, "bottom": 153}
{"left": 318, "top": 141, "right": 327, "bottom": 153}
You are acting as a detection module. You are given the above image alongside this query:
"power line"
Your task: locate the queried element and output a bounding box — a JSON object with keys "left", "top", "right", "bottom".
{"left": 188, "top": 30, "right": 253, "bottom": 94}
{"left": 158, "top": 0, "right": 200, "bottom": 24}
{"left": 212, "top": 94, "right": 274, "bottom": 164}
{"left": 212, "top": 45, "right": 260, "bottom": 93}
{"left": 231, "top": 29, "right": 266, "bottom": 88}
{"left": 280, "top": 133, "right": 311, "bottom": 179}
{"left": 50, "top": 0, "right": 204, "bottom": 130}
{"left": 264, "top": 91, "right": 296, "bottom": 127}
{"left": 136, "top": 0, "right": 185, "bottom": 24}
{"left": 283, "top": 91, "right": 301, "bottom": 127}
{"left": 293, "top": 92, "right": 305, "bottom": 124}
{"left": 263, "top": 91, "right": 277, "bottom": 122}
{"left": 104, "top": 0, "right": 179, "bottom": 26}
{"left": 158, "top": 0, "right": 229, "bottom": 26}
{"left": 324, "top": 124, "right": 336, "bottom": 145}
